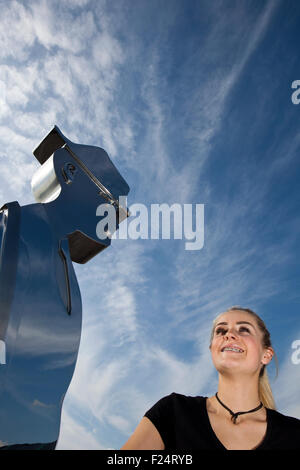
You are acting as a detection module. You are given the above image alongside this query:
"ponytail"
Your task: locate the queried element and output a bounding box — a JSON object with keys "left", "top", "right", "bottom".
{"left": 259, "top": 366, "right": 276, "bottom": 410}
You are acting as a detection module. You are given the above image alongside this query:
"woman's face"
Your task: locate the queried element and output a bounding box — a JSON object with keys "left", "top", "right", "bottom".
{"left": 210, "top": 310, "right": 273, "bottom": 377}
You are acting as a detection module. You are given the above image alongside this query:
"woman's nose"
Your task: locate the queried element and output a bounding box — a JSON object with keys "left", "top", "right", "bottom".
{"left": 225, "top": 328, "right": 238, "bottom": 339}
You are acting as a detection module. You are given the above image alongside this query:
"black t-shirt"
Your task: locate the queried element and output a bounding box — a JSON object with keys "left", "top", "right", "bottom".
{"left": 144, "top": 392, "right": 300, "bottom": 450}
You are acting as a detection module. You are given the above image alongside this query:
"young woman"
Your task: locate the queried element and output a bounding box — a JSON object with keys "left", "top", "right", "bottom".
{"left": 121, "top": 306, "right": 300, "bottom": 450}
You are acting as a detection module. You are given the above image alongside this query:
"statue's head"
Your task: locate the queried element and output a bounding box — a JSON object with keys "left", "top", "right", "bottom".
{"left": 31, "top": 126, "right": 130, "bottom": 264}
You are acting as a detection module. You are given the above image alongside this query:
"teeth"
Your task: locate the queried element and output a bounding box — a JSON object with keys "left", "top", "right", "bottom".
{"left": 222, "top": 347, "right": 243, "bottom": 353}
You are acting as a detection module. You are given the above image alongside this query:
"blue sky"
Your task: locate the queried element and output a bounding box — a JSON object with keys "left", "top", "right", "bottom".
{"left": 0, "top": 0, "right": 300, "bottom": 449}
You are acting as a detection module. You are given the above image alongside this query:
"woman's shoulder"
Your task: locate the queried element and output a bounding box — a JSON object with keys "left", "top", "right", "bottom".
{"left": 160, "top": 391, "right": 207, "bottom": 400}
{"left": 147, "top": 391, "right": 207, "bottom": 407}
{"left": 267, "top": 407, "right": 300, "bottom": 429}
{"left": 157, "top": 392, "right": 207, "bottom": 408}
{"left": 264, "top": 408, "right": 300, "bottom": 448}
{"left": 144, "top": 392, "right": 207, "bottom": 423}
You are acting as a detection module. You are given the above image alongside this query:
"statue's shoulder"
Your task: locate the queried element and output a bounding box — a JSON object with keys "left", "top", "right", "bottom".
{"left": 0, "top": 201, "right": 21, "bottom": 218}
{"left": 0, "top": 199, "right": 21, "bottom": 229}
{"left": 0, "top": 201, "right": 21, "bottom": 255}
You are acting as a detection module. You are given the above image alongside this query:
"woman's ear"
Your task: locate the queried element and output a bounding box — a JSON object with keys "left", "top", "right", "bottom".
{"left": 261, "top": 347, "right": 274, "bottom": 366}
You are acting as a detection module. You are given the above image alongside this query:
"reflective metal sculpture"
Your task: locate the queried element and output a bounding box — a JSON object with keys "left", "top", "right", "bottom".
{"left": 0, "top": 126, "right": 130, "bottom": 449}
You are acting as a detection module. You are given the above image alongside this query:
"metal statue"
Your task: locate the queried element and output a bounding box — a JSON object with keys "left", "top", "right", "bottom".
{"left": 0, "top": 126, "right": 130, "bottom": 449}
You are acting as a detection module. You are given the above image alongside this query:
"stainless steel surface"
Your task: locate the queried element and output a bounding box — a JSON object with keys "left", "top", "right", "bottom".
{"left": 0, "top": 126, "right": 130, "bottom": 449}
{"left": 31, "top": 154, "right": 61, "bottom": 203}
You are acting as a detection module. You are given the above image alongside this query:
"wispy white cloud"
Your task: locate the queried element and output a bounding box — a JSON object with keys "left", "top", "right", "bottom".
{"left": 29, "top": 0, "right": 96, "bottom": 53}
{"left": 0, "top": 0, "right": 132, "bottom": 204}
{"left": 56, "top": 407, "right": 107, "bottom": 450}
{"left": 131, "top": 1, "right": 281, "bottom": 208}
{"left": 0, "top": 1, "right": 35, "bottom": 61}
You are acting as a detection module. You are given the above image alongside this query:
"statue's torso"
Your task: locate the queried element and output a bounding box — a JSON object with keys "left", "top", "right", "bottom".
{"left": 0, "top": 203, "right": 82, "bottom": 448}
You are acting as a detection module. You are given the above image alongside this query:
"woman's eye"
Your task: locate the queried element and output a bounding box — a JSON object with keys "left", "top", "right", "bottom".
{"left": 215, "top": 326, "right": 250, "bottom": 335}
{"left": 215, "top": 328, "right": 226, "bottom": 335}
{"left": 239, "top": 327, "right": 250, "bottom": 333}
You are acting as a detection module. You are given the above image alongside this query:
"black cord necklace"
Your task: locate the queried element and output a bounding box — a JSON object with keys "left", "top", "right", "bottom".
{"left": 215, "top": 393, "right": 263, "bottom": 424}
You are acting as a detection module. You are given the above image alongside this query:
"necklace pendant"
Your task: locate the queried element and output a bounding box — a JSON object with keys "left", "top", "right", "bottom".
{"left": 215, "top": 392, "right": 264, "bottom": 425}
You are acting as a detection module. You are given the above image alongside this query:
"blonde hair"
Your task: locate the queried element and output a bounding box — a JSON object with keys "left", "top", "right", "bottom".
{"left": 210, "top": 306, "right": 278, "bottom": 410}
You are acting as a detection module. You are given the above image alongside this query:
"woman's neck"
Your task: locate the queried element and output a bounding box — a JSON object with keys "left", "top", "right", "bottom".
{"left": 215, "top": 374, "right": 261, "bottom": 413}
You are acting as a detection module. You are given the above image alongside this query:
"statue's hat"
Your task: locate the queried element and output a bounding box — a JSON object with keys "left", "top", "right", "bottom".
{"left": 33, "top": 125, "right": 129, "bottom": 201}
{"left": 32, "top": 126, "right": 130, "bottom": 264}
